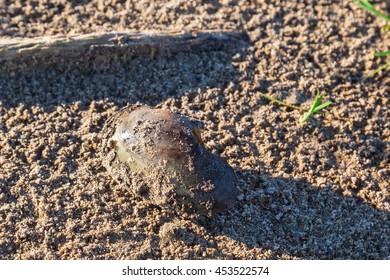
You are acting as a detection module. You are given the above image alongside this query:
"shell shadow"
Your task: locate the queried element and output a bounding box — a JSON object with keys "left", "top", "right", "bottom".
{"left": 206, "top": 168, "right": 390, "bottom": 259}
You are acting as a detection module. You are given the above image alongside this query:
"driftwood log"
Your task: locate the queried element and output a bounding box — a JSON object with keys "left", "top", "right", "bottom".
{"left": 0, "top": 30, "right": 247, "bottom": 75}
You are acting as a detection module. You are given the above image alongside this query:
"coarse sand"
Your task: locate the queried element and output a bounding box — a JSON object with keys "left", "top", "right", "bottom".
{"left": 0, "top": 0, "right": 389, "bottom": 259}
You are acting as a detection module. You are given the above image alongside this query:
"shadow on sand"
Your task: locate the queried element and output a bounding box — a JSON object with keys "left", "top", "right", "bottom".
{"left": 204, "top": 168, "right": 390, "bottom": 259}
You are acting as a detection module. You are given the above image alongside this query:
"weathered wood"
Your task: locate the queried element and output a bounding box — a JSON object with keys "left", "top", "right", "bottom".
{"left": 0, "top": 30, "right": 244, "bottom": 57}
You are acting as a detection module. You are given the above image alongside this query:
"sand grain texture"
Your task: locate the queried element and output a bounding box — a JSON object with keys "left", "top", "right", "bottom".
{"left": 0, "top": 0, "right": 389, "bottom": 259}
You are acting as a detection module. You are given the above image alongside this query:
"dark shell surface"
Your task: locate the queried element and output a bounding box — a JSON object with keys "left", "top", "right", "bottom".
{"left": 100, "top": 104, "right": 238, "bottom": 214}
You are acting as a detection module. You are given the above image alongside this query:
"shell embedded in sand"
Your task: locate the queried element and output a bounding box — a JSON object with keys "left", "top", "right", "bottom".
{"left": 100, "top": 104, "right": 238, "bottom": 214}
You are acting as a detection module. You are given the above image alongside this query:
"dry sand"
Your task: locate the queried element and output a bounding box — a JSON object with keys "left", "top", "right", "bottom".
{"left": 0, "top": 0, "right": 389, "bottom": 259}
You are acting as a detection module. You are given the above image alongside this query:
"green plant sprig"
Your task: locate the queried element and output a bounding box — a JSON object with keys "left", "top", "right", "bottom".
{"left": 370, "top": 61, "right": 390, "bottom": 76}
{"left": 374, "top": 50, "right": 390, "bottom": 56}
{"left": 300, "top": 91, "right": 332, "bottom": 123}
{"left": 354, "top": 0, "right": 390, "bottom": 22}
{"left": 259, "top": 90, "right": 332, "bottom": 123}
{"left": 258, "top": 92, "right": 306, "bottom": 112}
{"left": 353, "top": 0, "right": 390, "bottom": 75}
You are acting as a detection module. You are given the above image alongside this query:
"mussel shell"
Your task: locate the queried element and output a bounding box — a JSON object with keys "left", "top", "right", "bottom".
{"left": 100, "top": 104, "right": 238, "bottom": 214}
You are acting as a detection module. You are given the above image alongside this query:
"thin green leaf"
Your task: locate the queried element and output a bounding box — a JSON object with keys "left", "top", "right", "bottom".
{"left": 354, "top": 0, "right": 390, "bottom": 22}
{"left": 312, "top": 101, "right": 332, "bottom": 114}
{"left": 308, "top": 101, "right": 319, "bottom": 114}
{"left": 374, "top": 50, "right": 390, "bottom": 56}
{"left": 258, "top": 90, "right": 331, "bottom": 123}
{"left": 300, "top": 91, "right": 332, "bottom": 123}
{"left": 369, "top": 61, "right": 390, "bottom": 76}
{"left": 381, "top": 25, "right": 390, "bottom": 31}
{"left": 258, "top": 92, "right": 306, "bottom": 111}
{"left": 300, "top": 113, "right": 311, "bottom": 123}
